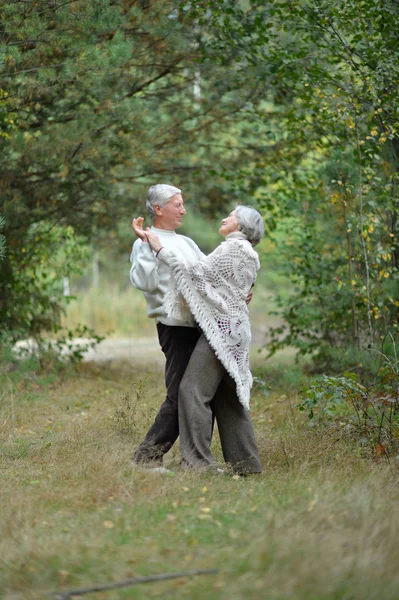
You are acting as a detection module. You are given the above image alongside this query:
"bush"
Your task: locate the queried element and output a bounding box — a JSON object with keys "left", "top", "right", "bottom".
{"left": 297, "top": 343, "right": 399, "bottom": 457}
{"left": 0, "top": 222, "right": 89, "bottom": 342}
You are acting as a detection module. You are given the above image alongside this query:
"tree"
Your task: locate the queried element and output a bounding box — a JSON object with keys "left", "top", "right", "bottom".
{"left": 188, "top": 0, "right": 399, "bottom": 368}
{"left": 0, "top": 0, "right": 268, "bottom": 338}
{"left": 0, "top": 215, "right": 5, "bottom": 262}
{"left": 2, "top": 0, "right": 398, "bottom": 363}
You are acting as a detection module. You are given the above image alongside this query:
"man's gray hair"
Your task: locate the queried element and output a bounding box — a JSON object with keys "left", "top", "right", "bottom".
{"left": 235, "top": 205, "right": 264, "bottom": 246}
{"left": 146, "top": 184, "right": 182, "bottom": 218}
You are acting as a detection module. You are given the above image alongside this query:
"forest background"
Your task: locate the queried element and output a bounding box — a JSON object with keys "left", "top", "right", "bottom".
{"left": 1, "top": 0, "right": 399, "bottom": 371}
{"left": 2, "top": 2, "right": 399, "bottom": 599}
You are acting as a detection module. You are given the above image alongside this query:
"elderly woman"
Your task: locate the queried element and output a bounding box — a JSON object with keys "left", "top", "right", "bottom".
{"left": 141, "top": 206, "right": 264, "bottom": 474}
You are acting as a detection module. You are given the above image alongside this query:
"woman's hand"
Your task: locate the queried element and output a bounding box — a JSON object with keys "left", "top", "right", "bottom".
{"left": 246, "top": 283, "right": 254, "bottom": 305}
{"left": 132, "top": 217, "right": 149, "bottom": 241}
{"left": 132, "top": 218, "right": 162, "bottom": 253}
{"left": 143, "top": 230, "right": 163, "bottom": 253}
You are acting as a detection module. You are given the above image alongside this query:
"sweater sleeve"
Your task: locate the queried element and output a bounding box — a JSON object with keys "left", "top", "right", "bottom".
{"left": 129, "top": 239, "right": 159, "bottom": 293}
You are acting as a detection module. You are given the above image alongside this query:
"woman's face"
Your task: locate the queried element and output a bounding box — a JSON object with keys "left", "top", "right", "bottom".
{"left": 219, "top": 211, "right": 239, "bottom": 237}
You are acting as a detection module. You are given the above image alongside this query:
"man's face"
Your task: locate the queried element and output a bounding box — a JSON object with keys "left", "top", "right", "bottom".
{"left": 155, "top": 193, "right": 186, "bottom": 230}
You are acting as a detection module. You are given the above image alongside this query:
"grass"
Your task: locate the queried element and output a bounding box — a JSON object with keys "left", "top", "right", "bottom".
{"left": 61, "top": 284, "right": 156, "bottom": 338}
{"left": 1, "top": 351, "right": 399, "bottom": 600}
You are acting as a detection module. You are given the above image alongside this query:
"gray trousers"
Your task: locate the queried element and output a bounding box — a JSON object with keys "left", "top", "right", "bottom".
{"left": 179, "top": 334, "right": 262, "bottom": 474}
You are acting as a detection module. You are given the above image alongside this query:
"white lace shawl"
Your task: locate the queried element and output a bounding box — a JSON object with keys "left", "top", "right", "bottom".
{"left": 159, "top": 232, "right": 260, "bottom": 409}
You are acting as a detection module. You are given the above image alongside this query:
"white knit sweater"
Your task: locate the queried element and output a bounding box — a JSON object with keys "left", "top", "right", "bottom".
{"left": 159, "top": 232, "right": 260, "bottom": 409}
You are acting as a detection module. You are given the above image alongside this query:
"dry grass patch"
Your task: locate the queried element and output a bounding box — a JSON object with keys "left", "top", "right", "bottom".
{"left": 1, "top": 358, "right": 399, "bottom": 600}
{"left": 61, "top": 285, "right": 160, "bottom": 338}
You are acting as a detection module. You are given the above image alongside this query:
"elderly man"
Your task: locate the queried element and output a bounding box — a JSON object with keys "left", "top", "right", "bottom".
{"left": 130, "top": 184, "right": 206, "bottom": 472}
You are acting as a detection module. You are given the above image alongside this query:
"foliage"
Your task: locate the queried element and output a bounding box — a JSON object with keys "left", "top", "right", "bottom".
{"left": 188, "top": 0, "right": 399, "bottom": 367}
{"left": 0, "top": 0, "right": 272, "bottom": 338}
{"left": 297, "top": 336, "right": 399, "bottom": 455}
{"left": 112, "top": 378, "right": 147, "bottom": 435}
{"left": 51, "top": 324, "right": 105, "bottom": 364}
{"left": 12, "top": 324, "right": 105, "bottom": 371}
{"left": 1, "top": 0, "right": 399, "bottom": 362}
{"left": 0, "top": 221, "right": 89, "bottom": 341}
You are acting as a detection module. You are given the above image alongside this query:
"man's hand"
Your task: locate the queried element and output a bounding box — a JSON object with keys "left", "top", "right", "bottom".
{"left": 132, "top": 217, "right": 149, "bottom": 241}
{"left": 246, "top": 284, "right": 254, "bottom": 305}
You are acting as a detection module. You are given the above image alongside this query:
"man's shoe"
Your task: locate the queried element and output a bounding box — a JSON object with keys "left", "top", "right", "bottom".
{"left": 131, "top": 461, "right": 173, "bottom": 474}
{"left": 145, "top": 466, "right": 173, "bottom": 474}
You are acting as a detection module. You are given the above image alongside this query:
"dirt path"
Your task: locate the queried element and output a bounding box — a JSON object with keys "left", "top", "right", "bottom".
{"left": 13, "top": 330, "right": 272, "bottom": 368}
{"left": 82, "top": 336, "right": 164, "bottom": 367}
{"left": 84, "top": 336, "right": 269, "bottom": 364}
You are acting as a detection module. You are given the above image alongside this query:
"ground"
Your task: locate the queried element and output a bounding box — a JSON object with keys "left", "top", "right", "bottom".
{"left": 1, "top": 341, "right": 399, "bottom": 600}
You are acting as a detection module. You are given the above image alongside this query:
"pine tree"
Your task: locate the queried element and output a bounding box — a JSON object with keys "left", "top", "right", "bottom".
{"left": 0, "top": 0, "right": 264, "bottom": 337}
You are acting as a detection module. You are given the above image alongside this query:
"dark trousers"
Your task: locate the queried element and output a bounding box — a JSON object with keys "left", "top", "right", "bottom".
{"left": 133, "top": 323, "right": 201, "bottom": 464}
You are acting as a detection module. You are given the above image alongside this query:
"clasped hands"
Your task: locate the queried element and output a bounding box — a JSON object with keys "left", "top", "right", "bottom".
{"left": 132, "top": 217, "right": 163, "bottom": 253}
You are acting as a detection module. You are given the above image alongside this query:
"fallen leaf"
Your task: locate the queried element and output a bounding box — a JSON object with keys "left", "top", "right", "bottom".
{"left": 376, "top": 443, "right": 386, "bottom": 456}
{"left": 58, "top": 570, "right": 69, "bottom": 584}
{"left": 103, "top": 520, "right": 115, "bottom": 529}
{"left": 166, "top": 514, "right": 176, "bottom": 522}
{"left": 308, "top": 498, "right": 317, "bottom": 512}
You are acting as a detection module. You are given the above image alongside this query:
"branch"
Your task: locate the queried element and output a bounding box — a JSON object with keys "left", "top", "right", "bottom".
{"left": 307, "top": 2, "right": 375, "bottom": 72}
{"left": 124, "top": 64, "right": 180, "bottom": 98}
{"left": 35, "top": 0, "right": 76, "bottom": 18}
{"left": 69, "top": 142, "right": 83, "bottom": 161}
{"left": 355, "top": 120, "right": 374, "bottom": 347}
{"left": 153, "top": 86, "right": 261, "bottom": 151}
{"left": 54, "top": 569, "right": 218, "bottom": 600}
{"left": 115, "top": 165, "right": 206, "bottom": 181}
{"left": 6, "top": 63, "right": 66, "bottom": 76}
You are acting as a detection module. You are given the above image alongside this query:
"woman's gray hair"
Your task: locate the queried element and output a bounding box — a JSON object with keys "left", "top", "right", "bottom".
{"left": 146, "top": 184, "right": 182, "bottom": 218}
{"left": 235, "top": 205, "right": 264, "bottom": 246}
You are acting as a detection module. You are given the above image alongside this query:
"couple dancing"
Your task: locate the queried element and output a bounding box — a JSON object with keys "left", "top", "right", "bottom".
{"left": 130, "top": 184, "right": 264, "bottom": 475}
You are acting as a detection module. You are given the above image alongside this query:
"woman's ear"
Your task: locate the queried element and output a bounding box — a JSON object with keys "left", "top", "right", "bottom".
{"left": 154, "top": 204, "right": 162, "bottom": 216}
